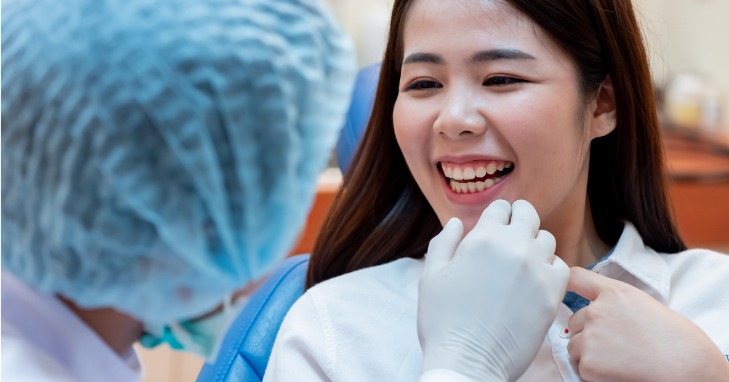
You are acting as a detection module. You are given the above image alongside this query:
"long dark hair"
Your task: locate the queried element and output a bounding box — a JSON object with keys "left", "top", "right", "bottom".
{"left": 307, "top": 0, "right": 685, "bottom": 289}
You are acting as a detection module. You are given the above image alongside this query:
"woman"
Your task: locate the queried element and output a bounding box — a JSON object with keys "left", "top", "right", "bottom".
{"left": 264, "top": 0, "right": 729, "bottom": 381}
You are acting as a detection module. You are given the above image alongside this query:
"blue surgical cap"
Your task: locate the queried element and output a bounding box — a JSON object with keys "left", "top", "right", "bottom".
{"left": 2, "top": 0, "right": 355, "bottom": 324}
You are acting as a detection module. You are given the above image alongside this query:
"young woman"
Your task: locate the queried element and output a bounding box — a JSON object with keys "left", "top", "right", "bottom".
{"left": 264, "top": 0, "right": 729, "bottom": 380}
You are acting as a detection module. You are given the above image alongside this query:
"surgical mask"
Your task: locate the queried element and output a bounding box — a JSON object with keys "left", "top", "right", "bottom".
{"left": 140, "top": 294, "right": 248, "bottom": 362}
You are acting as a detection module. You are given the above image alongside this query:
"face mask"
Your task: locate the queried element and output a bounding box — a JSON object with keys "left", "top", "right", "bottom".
{"left": 140, "top": 294, "right": 248, "bottom": 362}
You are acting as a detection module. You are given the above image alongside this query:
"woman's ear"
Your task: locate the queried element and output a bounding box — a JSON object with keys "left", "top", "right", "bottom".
{"left": 590, "top": 75, "right": 617, "bottom": 139}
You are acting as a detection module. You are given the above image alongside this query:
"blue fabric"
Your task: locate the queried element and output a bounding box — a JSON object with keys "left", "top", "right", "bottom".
{"left": 562, "top": 249, "right": 615, "bottom": 313}
{"left": 336, "top": 63, "right": 382, "bottom": 174}
{"left": 196, "top": 255, "right": 310, "bottom": 381}
{"left": 1, "top": 0, "right": 355, "bottom": 325}
{"left": 562, "top": 290, "right": 593, "bottom": 314}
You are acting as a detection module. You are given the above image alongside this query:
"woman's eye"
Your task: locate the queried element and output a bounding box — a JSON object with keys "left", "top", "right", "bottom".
{"left": 483, "top": 76, "right": 525, "bottom": 86}
{"left": 405, "top": 80, "right": 442, "bottom": 91}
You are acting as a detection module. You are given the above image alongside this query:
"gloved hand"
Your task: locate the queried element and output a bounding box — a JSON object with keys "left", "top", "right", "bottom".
{"left": 417, "top": 200, "right": 569, "bottom": 382}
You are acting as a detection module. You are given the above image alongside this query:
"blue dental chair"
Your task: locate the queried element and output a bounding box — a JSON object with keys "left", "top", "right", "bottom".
{"left": 196, "top": 63, "right": 380, "bottom": 382}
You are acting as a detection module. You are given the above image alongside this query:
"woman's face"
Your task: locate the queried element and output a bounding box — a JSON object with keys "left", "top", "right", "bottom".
{"left": 393, "top": 0, "right": 614, "bottom": 233}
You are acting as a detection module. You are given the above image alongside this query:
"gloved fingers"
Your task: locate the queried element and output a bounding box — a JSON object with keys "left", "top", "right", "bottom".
{"left": 533, "top": 229, "right": 557, "bottom": 263}
{"left": 548, "top": 254, "right": 570, "bottom": 285}
{"left": 473, "top": 199, "right": 511, "bottom": 233}
{"left": 509, "top": 199, "right": 540, "bottom": 237}
{"left": 423, "top": 218, "right": 464, "bottom": 276}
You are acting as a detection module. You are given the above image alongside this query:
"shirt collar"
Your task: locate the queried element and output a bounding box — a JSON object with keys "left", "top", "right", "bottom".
{"left": 591, "top": 222, "right": 671, "bottom": 303}
{"left": 2, "top": 271, "right": 143, "bottom": 382}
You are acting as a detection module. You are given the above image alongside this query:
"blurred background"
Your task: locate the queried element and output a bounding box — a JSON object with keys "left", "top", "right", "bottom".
{"left": 140, "top": 0, "right": 729, "bottom": 380}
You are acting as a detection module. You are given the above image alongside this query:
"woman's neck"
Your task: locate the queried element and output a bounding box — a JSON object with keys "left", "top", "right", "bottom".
{"left": 545, "top": 200, "right": 611, "bottom": 268}
{"left": 58, "top": 296, "right": 144, "bottom": 357}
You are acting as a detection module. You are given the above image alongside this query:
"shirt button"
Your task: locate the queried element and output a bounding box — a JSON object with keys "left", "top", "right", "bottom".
{"left": 559, "top": 327, "right": 570, "bottom": 339}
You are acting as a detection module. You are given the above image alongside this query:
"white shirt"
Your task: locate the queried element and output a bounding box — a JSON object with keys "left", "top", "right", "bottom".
{"left": 264, "top": 223, "right": 729, "bottom": 381}
{"left": 1, "top": 271, "right": 143, "bottom": 382}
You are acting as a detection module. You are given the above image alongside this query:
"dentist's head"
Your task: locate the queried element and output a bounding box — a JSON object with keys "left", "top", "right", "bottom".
{"left": 2, "top": 0, "right": 354, "bottom": 333}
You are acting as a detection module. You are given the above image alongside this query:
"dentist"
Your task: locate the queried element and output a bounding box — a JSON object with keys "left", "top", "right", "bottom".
{"left": 2, "top": 0, "right": 355, "bottom": 379}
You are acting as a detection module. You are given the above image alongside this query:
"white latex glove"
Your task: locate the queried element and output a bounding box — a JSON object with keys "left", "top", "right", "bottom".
{"left": 417, "top": 200, "right": 569, "bottom": 382}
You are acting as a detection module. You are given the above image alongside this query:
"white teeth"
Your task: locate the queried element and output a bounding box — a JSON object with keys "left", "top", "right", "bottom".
{"left": 453, "top": 168, "right": 463, "bottom": 180}
{"left": 463, "top": 167, "right": 476, "bottom": 180}
{"left": 443, "top": 161, "right": 513, "bottom": 188}
{"left": 475, "top": 166, "right": 487, "bottom": 178}
{"left": 448, "top": 176, "right": 506, "bottom": 193}
{"left": 485, "top": 162, "right": 497, "bottom": 175}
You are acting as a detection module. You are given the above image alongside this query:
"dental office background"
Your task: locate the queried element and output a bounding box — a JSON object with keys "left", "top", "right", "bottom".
{"left": 131, "top": 0, "right": 729, "bottom": 380}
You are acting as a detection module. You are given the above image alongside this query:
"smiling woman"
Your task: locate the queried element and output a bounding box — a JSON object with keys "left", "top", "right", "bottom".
{"left": 392, "top": 1, "right": 616, "bottom": 268}
{"left": 263, "top": 0, "right": 729, "bottom": 381}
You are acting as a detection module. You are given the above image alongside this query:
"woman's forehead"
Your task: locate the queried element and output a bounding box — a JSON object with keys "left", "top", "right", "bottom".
{"left": 399, "top": 0, "right": 566, "bottom": 68}
{"left": 405, "top": 0, "right": 523, "bottom": 28}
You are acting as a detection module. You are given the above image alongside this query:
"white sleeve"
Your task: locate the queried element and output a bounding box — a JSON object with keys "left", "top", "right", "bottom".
{"left": 1, "top": 323, "right": 79, "bottom": 382}
{"left": 419, "top": 369, "right": 475, "bottom": 382}
{"left": 263, "top": 292, "right": 332, "bottom": 381}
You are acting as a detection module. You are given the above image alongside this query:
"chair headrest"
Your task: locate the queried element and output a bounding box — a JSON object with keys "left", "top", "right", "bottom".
{"left": 335, "top": 63, "right": 381, "bottom": 174}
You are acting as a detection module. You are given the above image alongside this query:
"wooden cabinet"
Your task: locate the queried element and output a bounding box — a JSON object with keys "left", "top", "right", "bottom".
{"left": 665, "top": 130, "right": 729, "bottom": 247}
{"left": 289, "top": 169, "right": 342, "bottom": 256}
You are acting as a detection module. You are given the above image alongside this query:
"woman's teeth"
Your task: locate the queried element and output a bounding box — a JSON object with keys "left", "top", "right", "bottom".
{"left": 449, "top": 177, "right": 505, "bottom": 193}
{"left": 441, "top": 161, "right": 513, "bottom": 194}
{"left": 443, "top": 161, "right": 512, "bottom": 180}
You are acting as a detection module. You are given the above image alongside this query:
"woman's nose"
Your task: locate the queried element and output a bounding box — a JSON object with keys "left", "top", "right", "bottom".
{"left": 433, "top": 91, "right": 486, "bottom": 139}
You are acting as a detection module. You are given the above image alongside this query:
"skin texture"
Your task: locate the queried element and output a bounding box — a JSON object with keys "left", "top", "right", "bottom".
{"left": 393, "top": 0, "right": 616, "bottom": 269}
{"left": 567, "top": 267, "right": 729, "bottom": 382}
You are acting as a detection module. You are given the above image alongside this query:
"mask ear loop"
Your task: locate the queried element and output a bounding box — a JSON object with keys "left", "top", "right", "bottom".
{"left": 222, "top": 293, "right": 233, "bottom": 313}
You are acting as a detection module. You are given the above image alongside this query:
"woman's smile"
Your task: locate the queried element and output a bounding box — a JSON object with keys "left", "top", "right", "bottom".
{"left": 437, "top": 159, "right": 514, "bottom": 205}
{"left": 440, "top": 160, "right": 514, "bottom": 194}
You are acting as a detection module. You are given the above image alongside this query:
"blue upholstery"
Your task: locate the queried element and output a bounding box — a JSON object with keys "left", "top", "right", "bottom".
{"left": 196, "top": 255, "right": 310, "bottom": 381}
{"left": 196, "top": 63, "right": 381, "bottom": 381}
{"left": 335, "top": 63, "right": 381, "bottom": 174}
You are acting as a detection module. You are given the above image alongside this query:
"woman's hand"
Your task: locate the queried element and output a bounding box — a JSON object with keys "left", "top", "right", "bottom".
{"left": 417, "top": 200, "right": 569, "bottom": 382}
{"left": 567, "top": 267, "right": 729, "bottom": 382}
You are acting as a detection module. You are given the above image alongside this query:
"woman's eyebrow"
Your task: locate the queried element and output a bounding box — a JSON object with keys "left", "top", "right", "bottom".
{"left": 402, "top": 49, "right": 535, "bottom": 66}
{"left": 470, "top": 49, "right": 535, "bottom": 63}
{"left": 403, "top": 52, "right": 444, "bottom": 65}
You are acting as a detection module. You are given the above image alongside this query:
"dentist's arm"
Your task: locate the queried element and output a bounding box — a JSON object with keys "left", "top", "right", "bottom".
{"left": 417, "top": 200, "right": 569, "bottom": 382}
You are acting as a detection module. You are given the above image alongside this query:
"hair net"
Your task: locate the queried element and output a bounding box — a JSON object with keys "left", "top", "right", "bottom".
{"left": 2, "top": 0, "right": 355, "bottom": 324}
